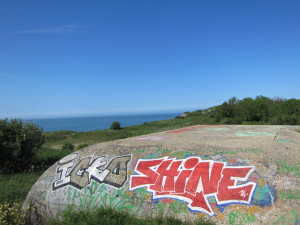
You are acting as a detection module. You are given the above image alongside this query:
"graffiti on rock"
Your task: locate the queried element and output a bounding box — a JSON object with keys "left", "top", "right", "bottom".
{"left": 176, "top": 154, "right": 277, "bottom": 208}
{"left": 165, "top": 125, "right": 218, "bottom": 134}
{"left": 214, "top": 150, "right": 237, "bottom": 155}
{"left": 280, "top": 190, "right": 300, "bottom": 200}
{"left": 251, "top": 183, "right": 276, "bottom": 207}
{"left": 66, "top": 182, "right": 148, "bottom": 215}
{"left": 134, "top": 136, "right": 169, "bottom": 141}
{"left": 207, "top": 128, "right": 230, "bottom": 131}
{"left": 276, "top": 139, "right": 297, "bottom": 144}
{"left": 279, "top": 161, "right": 300, "bottom": 178}
{"left": 229, "top": 211, "right": 256, "bottom": 225}
{"left": 272, "top": 210, "right": 300, "bottom": 225}
{"left": 213, "top": 149, "right": 264, "bottom": 155}
{"left": 239, "top": 149, "right": 263, "bottom": 153}
{"left": 52, "top": 153, "right": 131, "bottom": 191}
{"left": 235, "top": 131, "right": 274, "bottom": 137}
{"left": 49, "top": 150, "right": 279, "bottom": 220}
{"left": 129, "top": 156, "right": 257, "bottom": 216}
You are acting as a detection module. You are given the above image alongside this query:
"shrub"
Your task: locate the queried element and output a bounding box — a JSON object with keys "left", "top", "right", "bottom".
{"left": 77, "top": 143, "right": 89, "bottom": 150}
{"left": 110, "top": 121, "right": 121, "bottom": 130}
{"left": 0, "top": 202, "right": 36, "bottom": 225}
{"left": 220, "top": 117, "right": 234, "bottom": 124}
{"left": 62, "top": 143, "right": 74, "bottom": 151}
{"left": 0, "top": 119, "right": 44, "bottom": 172}
{"left": 0, "top": 202, "right": 26, "bottom": 225}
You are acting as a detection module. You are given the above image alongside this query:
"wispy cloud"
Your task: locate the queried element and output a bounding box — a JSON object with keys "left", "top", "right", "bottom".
{"left": 0, "top": 74, "right": 19, "bottom": 79}
{"left": 14, "top": 24, "right": 80, "bottom": 34}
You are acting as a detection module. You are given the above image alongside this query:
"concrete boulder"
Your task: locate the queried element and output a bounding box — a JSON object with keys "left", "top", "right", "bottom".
{"left": 24, "top": 125, "right": 300, "bottom": 224}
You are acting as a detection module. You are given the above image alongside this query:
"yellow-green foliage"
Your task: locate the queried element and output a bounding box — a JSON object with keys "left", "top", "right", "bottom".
{"left": 0, "top": 202, "right": 35, "bottom": 225}
{"left": 0, "top": 202, "right": 26, "bottom": 225}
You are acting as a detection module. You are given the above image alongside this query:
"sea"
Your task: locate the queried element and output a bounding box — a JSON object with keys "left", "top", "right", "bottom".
{"left": 29, "top": 113, "right": 180, "bottom": 132}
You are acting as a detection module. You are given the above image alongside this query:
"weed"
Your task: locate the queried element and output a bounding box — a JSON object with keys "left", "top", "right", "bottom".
{"left": 0, "top": 172, "right": 43, "bottom": 204}
{"left": 47, "top": 207, "right": 215, "bottom": 225}
{"left": 0, "top": 201, "right": 36, "bottom": 225}
{"left": 76, "top": 143, "right": 89, "bottom": 150}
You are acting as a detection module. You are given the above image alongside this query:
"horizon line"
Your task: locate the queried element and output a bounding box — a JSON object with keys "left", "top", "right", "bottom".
{"left": 1, "top": 109, "right": 203, "bottom": 120}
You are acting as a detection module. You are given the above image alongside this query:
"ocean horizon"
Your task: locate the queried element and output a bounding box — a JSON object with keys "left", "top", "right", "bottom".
{"left": 28, "top": 112, "right": 181, "bottom": 132}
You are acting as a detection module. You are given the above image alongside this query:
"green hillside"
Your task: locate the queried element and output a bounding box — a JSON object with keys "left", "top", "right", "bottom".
{"left": 44, "top": 96, "right": 300, "bottom": 149}
{"left": 1, "top": 95, "right": 299, "bottom": 225}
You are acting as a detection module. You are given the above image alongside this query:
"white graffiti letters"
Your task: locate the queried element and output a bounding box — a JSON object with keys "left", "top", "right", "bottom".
{"left": 52, "top": 154, "right": 131, "bottom": 191}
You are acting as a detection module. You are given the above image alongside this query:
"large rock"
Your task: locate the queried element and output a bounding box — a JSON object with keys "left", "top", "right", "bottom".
{"left": 24, "top": 125, "right": 300, "bottom": 224}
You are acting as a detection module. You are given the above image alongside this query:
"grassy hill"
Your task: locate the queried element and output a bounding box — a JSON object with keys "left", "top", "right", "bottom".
{"left": 44, "top": 95, "right": 300, "bottom": 150}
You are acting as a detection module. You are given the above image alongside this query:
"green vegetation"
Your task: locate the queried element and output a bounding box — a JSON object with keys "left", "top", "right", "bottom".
{"left": 0, "top": 172, "right": 43, "bottom": 204}
{"left": 0, "top": 204, "right": 214, "bottom": 225}
{"left": 61, "top": 143, "right": 75, "bottom": 151}
{"left": 0, "top": 119, "right": 45, "bottom": 173}
{"left": 36, "top": 96, "right": 300, "bottom": 151}
{"left": 0, "top": 202, "right": 27, "bottom": 225}
{"left": 43, "top": 115, "right": 213, "bottom": 149}
{"left": 47, "top": 207, "right": 214, "bottom": 225}
{"left": 0, "top": 146, "right": 73, "bottom": 204}
{"left": 110, "top": 121, "right": 121, "bottom": 130}
{"left": 213, "top": 96, "right": 300, "bottom": 125}
{"left": 76, "top": 143, "right": 89, "bottom": 150}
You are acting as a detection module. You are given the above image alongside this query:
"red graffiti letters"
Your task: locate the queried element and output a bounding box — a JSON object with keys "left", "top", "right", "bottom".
{"left": 129, "top": 157, "right": 256, "bottom": 216}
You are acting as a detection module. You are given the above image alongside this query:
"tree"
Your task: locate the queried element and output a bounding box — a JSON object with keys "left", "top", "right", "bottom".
{"left": 110, "top": 121, "right": 121, "bottom": 130}
{"left": 0, "top": 119, "right": 45, "bottom": 172}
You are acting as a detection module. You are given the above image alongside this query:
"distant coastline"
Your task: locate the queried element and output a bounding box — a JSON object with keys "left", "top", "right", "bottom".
{"left": 29, "top": 112, "right": 181, "bottom": 132}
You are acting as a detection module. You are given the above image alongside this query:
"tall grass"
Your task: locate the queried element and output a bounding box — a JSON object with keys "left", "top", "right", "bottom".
{"left": 0, "top": 147, "right": 72, "bottom": 204}
{"left": 0, "top": 171, "right": 43, "bottom": 203}
{"left": 47, "top": 207, "right": 214, "bottom": 225}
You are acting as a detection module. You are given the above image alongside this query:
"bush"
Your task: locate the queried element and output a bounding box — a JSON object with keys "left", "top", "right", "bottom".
{"left": 0, "top": 202, "right": 36, "bottom": 225}
{"left": 110, "top": 121, "right": 121, "bottom": 130}
{"left": 0, "top": 119, "right": 44, "bottom": 172}
{"left": 62, "top": 143, "right": 74, "bottom": 151}
{"left": 220, "top": 117, "right": 234, "bottom": 124}
{"left": 0, "top": 202, "right": 26, "bottom": 225}
{"left": 77, "top": 143, "right": 89, "bottom": 150}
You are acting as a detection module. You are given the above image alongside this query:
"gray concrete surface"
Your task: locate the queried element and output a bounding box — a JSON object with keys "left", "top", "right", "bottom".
{"left": 24, "top": 125, "right": 300, "bottom": 224}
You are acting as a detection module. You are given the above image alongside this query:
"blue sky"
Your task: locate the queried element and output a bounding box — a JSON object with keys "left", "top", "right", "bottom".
{"left": 1, "top": 0, "right": 299, "bottom": 119}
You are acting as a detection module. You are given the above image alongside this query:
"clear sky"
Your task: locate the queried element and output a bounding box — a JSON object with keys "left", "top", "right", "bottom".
{"left": 1, "top": 0, "right": 299, "bottom": 119}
